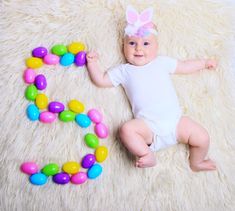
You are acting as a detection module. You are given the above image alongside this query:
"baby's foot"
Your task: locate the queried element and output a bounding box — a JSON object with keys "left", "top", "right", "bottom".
{"left": 190, "top": 159, "right": 216, "bottom": 172}
{"left": 135, "top": 151, "right": 156, "bottom": 168}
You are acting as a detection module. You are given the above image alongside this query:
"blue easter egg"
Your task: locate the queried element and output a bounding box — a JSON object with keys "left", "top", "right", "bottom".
{"left": 29, "top": 173, "right": 47, "bottom": 185}
{"left": 60, "top": 53, "right": 75, "bottom": 66}
{"left": 75, "top": 114, "right": 91, "bottom": 128}
{"left": 87, "top": 164, "right": 102, "bottom": 179}
{"left": 26, "top": 104, "right": 40, "bottom": 121}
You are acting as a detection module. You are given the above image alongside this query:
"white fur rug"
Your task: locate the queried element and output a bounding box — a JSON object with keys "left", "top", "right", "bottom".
{"left": 1, "top": 0, "right": 235, "bottom": 210}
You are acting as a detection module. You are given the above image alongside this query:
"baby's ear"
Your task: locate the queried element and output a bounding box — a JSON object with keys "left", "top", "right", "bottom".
{"left": 139, "top": 7, "right": 153, "bottom": 25}
{"left": 126, "top": 5, "right": 139, "bottom": 24}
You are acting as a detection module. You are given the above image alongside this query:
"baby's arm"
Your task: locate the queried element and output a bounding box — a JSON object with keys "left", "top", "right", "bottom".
{"left": 175, "top": 59, "right": 217, "bottom": 74}
{"left": 86, "top": 51, "right": 113, "bottom": 88}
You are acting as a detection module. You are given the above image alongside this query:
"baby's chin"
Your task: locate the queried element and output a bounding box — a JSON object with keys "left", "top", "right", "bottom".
{"left": 127, "top": 57, "right": 155, "bottom": 66}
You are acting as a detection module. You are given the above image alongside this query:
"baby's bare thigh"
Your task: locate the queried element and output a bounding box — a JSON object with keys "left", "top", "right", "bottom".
{"left": 123, "top": 118, "right": 154, "bottom": 145}
{"left": 176, "top": 116, "right": 207, "bottom": 144}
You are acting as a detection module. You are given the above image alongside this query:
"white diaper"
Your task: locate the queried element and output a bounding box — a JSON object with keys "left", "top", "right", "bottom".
{"left": 149, "top": 132, "right": 177, "bottom": 151}
{"left": 141, "top": 117, "right": 180, "bottom": 151}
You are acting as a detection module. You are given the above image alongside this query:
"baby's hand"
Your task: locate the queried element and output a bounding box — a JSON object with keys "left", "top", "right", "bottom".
{"left": 205, "top": 59, "right": 217, "bottom": 70}
{"left": 86, "top": 51, "right": 99, "bottom": 64}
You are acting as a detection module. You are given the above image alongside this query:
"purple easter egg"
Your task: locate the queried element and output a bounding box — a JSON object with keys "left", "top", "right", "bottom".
{"left": 35, "top": 74, "right": 47, "bottom": 90}
{"left": 53, "top": 172, "right": 70, "bottom": 185}
{"left": 82, "top": 154, "right": 96, "bottom": 169}
{"left": 74, "top": 51, "right": 86, "bottom": 66}
{"left": 32, "top": 47, "right": 48, "bottom": 58}
{"left": 48, "top": 101, "right": 65, "bottom": 113}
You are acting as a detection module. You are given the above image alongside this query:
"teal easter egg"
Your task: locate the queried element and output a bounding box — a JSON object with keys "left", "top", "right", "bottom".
{"left": 29, "top": 173, "right": 47, "bottom": 185}
{"left": 59, "top": 110, "right": 76, "bottom": 122}
{"left": 75, "top": 114, "right": 91, "bottom": 128}
{"left": 87, "top": 164, "right": 102, "bottom": 179}
{"left": 60, "top": 53, "right": 74, "bottom": 66}
{"left": 26, "top": 104, "right": 40, "bottom": 121}
{"left": 51, "top": 44, "right": 67, "bottom": 56}
{"left": 84, "top": 133, "right": 99, "bottom": 149}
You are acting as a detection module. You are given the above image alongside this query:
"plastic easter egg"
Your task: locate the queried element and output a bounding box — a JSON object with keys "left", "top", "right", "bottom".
{"left": 62, "top": 161, "right": 80, "bottom": 174}
{"left": 43, "top": 53, "right": 60, "bottom": 65}
{"left": 21, "top": 162, "right": 39, "bottom": 175}
{"left": 87, "top": 164, "right": 102, "bottom": 179}
{"left": 68, "top": 99, "right": 85, "bottom": 113}
{"left": 32, "top": 47, "right": 48, "bottom": 58}
{"left": 82, "top": 154, "right": 96, "bottom": 169}
{"left": 35, "top": 93, "right": 48, "bottom": 109}
{"left": 51, "top": 44, "right": 67, "bottom": 56}
{"left": 48, "top": 101, "right": 65, "bottom": 113}
{"left": 29, "top": 173, "right": 47, "bottom": 185}
{"left": 95, "top": 146, "right": 108, "bottom": 163}
{"left": 35, "top": 74, "right": 47, "bottom": 90}
{"left": 23, "top": 68, "right": 36, "bottom": 84}
{"left": 95, "top": 123, "right": 109, "bottom": 138}
{"left": 84, "top": 133, "right": 99, "bottom": 149}
{"left": 41, "top": 163, "right": 60, "bottom": 176}
{"left": 75, "top": 114, "right": 91, "bottom": 128}
{"left": 25, "top": 85, "right": 38, "bottom": 101}
{"left": 70, "top": 172, "right": 87, "bottom": 185}
{"left": 26, "top": 104, "right": 40, "bottom": 121}
{"left": 60, "top": 53, "right": 74, "bottom": 66}
{"left": 26, "top": 57, "right": 43, "bottom": 69}
{"left": 59, "top": 110, "right": 76, "bottom": 122}
{"left": 53, "top": 172, "right": 70, "bottom": 185}
{"left": 39, "top": 111, "right": 56, "bottom": 123}
{"left": 68, "top": 42, "right": 85, "bottom": 54}
{"left": 87, "top": 109, "right": 102, "bottom": 124}
{"left": 74, "top": 51, "right": 86, "bottom": 66}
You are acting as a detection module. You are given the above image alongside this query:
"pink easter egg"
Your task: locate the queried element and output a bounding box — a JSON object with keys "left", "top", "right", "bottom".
{"left": 39, "top": 111, "right": 56, "bottom": 123}
{"left": 23, "top": 68, "right": 36, "bottom": 84}
{"left": 43, "top": 53, "right": 60, "bottom": 65}
{"left": 87, "top": 109, "right": 102, "bottom": 124}
{"left": 20, "top": 162, "right": 39, "bottom": 175}
{"left": 95, "top": 123, "right": 108, "bottom": 138}
{"left": 71, "top": 172, "right": 87, "bottom": 185}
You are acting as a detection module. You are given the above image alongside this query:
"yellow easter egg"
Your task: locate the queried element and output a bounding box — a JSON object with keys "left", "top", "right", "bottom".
{"left": 68, "top": 99, "right": 85, "bottom": 113}
{"left": 68, "top": 42, "right": 85, "bottom": 54}
{"left": 26, "top": 57, "right": 43, "bottom": 69}
{"left": 35, "top": 93, "right": 48, "bottom": 109}
{"left": 62, "top": 161, "right": 80, "bottom": 174}
{"left": 95, "top": 146, "right": 108, "bottom": 163}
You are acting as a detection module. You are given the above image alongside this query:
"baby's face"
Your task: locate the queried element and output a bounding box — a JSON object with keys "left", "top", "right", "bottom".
{"left": 123, "top": 34, "right": 158, "bottom": 66}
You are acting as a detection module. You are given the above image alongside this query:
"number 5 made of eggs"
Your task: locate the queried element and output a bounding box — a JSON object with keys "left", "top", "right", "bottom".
{"left": 21, "top": 42, "right": 109, "bottom": 186}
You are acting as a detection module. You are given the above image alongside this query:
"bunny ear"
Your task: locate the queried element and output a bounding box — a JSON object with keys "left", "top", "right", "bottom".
{"left": 126, "top": 5, "right": 139, "bottom": 24}
{"left": 139, "top": 7, "right": 153, "bottom": 25}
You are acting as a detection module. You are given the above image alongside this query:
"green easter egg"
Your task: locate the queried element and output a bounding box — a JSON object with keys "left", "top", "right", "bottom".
{"left": 51, "top": 44, "right": 67, "bottom": 56}
{"left": 41, "top": 163, "right": 59, "bottom": 176}
{"left": 25, "top": 85, "right": 38, "bottom": 101}
{"left": 84, "top": 133, "right": 99, "bottom": 149}
{"left": 59, "top": 110, "right": 76, "bottom": 122}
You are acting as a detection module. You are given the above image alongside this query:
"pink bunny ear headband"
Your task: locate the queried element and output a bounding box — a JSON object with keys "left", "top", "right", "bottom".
{"left": 124, "top": 5, "right": 158, "bottom": 38}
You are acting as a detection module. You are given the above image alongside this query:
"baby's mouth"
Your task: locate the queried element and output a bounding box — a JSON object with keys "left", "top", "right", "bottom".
{"left": 134, "top": 54, "right": 144, "bottom": 57}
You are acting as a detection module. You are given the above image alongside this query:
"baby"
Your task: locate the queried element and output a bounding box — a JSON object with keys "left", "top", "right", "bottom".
{"left": 86, "top": 6, "right": 217, "bottom": 171}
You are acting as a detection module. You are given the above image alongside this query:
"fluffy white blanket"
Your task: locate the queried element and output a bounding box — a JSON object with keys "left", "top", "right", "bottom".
{"left": 0, "top": 0, "right": 235, "bottom": 210}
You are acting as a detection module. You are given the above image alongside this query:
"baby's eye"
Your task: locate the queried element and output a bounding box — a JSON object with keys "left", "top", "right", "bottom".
{"left": 144, "top": 42, "right": 150, "bottom": 46}
{"left": 129, "top": 41, "right": 136, "bottom": 46}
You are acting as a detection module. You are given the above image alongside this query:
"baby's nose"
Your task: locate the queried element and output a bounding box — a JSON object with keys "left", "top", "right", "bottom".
{"left": 135, "top": 44, "right": 142, "bottom": 51}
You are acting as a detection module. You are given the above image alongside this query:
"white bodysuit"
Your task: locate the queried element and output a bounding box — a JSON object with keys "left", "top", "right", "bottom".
{"left": 108, "top": 56, "right": 182, "bottom": 151}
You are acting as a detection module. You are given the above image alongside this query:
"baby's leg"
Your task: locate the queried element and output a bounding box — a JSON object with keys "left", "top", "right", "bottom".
{"left": 176, "top": 116, "right": 216, "bottom": 171}
{"left": 119, "top": 118, "right": 156, "bottom": 168}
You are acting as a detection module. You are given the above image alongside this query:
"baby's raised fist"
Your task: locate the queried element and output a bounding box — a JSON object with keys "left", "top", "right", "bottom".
{"left": 86, "top": 51, "right": 99, "bottom": 63}
{"left": 205, "top": 59, "right": 217, "bottom": 70}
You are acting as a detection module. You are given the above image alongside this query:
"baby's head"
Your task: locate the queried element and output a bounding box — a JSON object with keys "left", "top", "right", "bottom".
{"left": 123, "top": 6, "right": 158, "bottom": 66}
